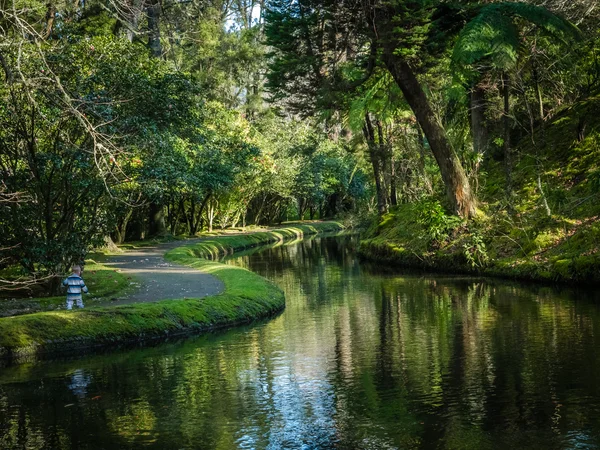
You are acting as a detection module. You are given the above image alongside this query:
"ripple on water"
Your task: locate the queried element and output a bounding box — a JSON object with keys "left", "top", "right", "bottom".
{"left": 2, "top": 235, "right": 600, "bottom": 449}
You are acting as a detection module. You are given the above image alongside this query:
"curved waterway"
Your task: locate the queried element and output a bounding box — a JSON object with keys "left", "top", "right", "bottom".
{"left": 2, "top": 235, "right": 600, "bottom": 449}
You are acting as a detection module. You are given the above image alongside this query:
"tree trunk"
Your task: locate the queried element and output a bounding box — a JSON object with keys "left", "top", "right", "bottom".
{"left": 363, "top": 114, "right": 387, "bottom": 215}
{"left": 187, "top": 199, "right": 197, "bottom": 235}
{"left": 501, "top": 72, "right": 513, "bottom": 204}
{"left": 207, "top": 197, "right": 217, "bottom": 232}
{"left": 382, "top": 52, "right": 476, "bottom": 218}
{"left": 376, "top": 119, "right": 391, "bottom": 207}
{"left": 115, "top": 208, "right": 133, "bottom": 244}
{"left": 44, "top": 3, "right": 57, "bottom": 39}
{"left": 298, "top": 198, "right": 308, "bottom": 221}
{"left": 123, "top": 0, "right": 144, "bottom": 43}
{"left": 533, "top": 64, "right": 551, "bottom": 217}
{"left": 416, "top": 125, "right": 434, "bottom": 194}
{"left": 147, "top": 1, "right": 162, "bottom": 58}
{"left": 149, "top": 202, "right": 166, "bottom": 236}
{"left": 470, "top": 83, "right": 489, "bottom": 156}
{"left": 390, "top": 157, "right": 398, "bottom": 206}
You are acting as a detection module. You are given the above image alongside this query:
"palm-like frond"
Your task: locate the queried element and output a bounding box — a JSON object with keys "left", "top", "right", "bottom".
{"left": 452, "top": 2, "right": 581, "bottom": 81}
{"left": 453, "top": 10, "right": 520, "bottom": 71}
{"left": 494, "top": 2, "right": 580, "bottom": 41}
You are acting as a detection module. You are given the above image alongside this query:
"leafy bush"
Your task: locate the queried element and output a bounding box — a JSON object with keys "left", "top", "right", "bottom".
{"left": 415, "top": 200, "right": 463, "bottom": 246}
{"left": 463, "top": 232, "right": 490, "bottom": 268}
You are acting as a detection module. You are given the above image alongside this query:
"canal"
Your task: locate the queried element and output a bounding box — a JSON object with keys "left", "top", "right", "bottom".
{"left": 1, "top": 234, "right": 600, "bottom": 449}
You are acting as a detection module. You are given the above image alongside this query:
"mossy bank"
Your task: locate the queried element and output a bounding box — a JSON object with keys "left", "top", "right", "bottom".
{"left": 359, "top": 206, "right": 600, "bottom": 284}
{"left": 360, "top": 97, "right": 600, "bottom": 285}
{"left": 0, "top": 222, "right": 344, "bottom": 362}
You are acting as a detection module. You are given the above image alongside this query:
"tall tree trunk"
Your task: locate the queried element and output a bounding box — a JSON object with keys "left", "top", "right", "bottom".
{"left": 115, "top": 207, "right": 134, "bottom": 244}
{"left": 470, "top": 83, "right": 489, "bottom": 156}
{"left": 149, "top": 202, "right": 166, "bottom": 236}
{"left": 44, "top": 3, "right": 57, "bottom": 39}
{"left": 363, "top": 114, "right": 387, "bottom": 215}
{"left": 187, "top": 199, "right": 196, "bottom": 234}
{"left": 390, "top": 154, "right": 398, "bottom": 207}
{"left": 533, "top": 64, "right": 551, "bottom": 217}
{"left": 147, "top": 1, "right": 162, "bottom": 57}
{"left": 376, "top": 119, "right": 391, "bottom": 207}
{"left": 207, "top": 196, "right": 217, "bottom": 232}
{"left": 501, "top": 72, "right": 513, "bottom": 205}
{"left": 122, "top": 0, "right": 143, "bottom": 42}
{"left": 380, "top": 122, "right": 397, "bottom": 207}
{"left": 416, "top": 125, "right": 434, "bottom": 194}
{"left": 382, "top": 52, "right": 476, "bottom": 218}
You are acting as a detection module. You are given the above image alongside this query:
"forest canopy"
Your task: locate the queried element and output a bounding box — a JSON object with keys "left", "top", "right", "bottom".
{"left": 1, "top": 0, "right": 599, "bottom": 290}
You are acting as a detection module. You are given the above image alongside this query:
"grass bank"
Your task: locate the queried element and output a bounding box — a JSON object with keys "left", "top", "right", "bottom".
{"left": 0, "top": 221, "right": 343, "bottom": 362}
{"left": 0, "top": 260, "right": 133, "bottom": 317}
{"left": 166, "top": 221, "right": 345, "bottom": 261}
{"left": 359, "top": 205, "right": 600, "bottom": 284}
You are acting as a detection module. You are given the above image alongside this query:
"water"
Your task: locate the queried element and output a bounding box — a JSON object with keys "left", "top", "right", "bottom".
{"left": 1, "top": 235, "right": 600, "bottom": 449}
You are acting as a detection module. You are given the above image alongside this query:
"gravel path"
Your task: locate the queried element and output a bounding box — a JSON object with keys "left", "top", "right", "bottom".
{"left": 98, "top": 239, "right": 224, "bottom": 307}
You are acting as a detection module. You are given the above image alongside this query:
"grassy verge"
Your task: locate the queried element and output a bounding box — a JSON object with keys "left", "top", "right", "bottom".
{"left": 0, "top": 221, "right": 343, "bottom": 361}
{"left": 0, "top": 260, "right": 134, "bottom": 317}
{"left": 359, "top": 204, "right": 600, "bottom": 285}
{"left": 166, "top": 221, "right": 345, "bottom": 261}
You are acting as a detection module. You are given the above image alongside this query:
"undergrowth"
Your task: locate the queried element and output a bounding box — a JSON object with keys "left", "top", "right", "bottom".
{"left": 360, "top": 97, "right": 600, "bottom": 284}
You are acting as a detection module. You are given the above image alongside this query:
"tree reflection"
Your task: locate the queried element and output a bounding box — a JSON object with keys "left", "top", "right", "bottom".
{"left": 1, "top": 236, "right": 600, "bottom": 448}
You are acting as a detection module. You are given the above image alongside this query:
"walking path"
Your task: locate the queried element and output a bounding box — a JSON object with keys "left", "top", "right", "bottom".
{"left": 99, "top": 239, "right": 224, "bottom": 307}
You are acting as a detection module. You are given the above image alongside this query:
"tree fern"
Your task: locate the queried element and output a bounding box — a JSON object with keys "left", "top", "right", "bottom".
{"left": 452, "top": 2, "right": 581, "bottom": 81}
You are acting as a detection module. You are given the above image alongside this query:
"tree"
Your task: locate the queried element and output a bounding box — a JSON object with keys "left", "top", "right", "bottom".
{"left": 265, "top": 0, "right": 478, "bottom": 217}
{"left": 452, "top": 2, "right": 580, "bottom": 201}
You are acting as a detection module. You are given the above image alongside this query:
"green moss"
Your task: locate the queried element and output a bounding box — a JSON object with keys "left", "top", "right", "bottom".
{"left": 359, "top": 98, "right": 600, "bottom": 285}
{"left": 0, "top": 221, "right": 344, "bottom": 361}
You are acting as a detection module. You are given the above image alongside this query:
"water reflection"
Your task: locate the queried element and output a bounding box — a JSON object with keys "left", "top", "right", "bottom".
{"left": 1, "top": 235, "right": 600, "bottom": 449}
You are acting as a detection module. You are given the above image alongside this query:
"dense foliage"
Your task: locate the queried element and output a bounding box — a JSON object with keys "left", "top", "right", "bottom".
{"left": 1, "top": 0, "right": 599, "bottom": 292}
{"left": 0, "top": 0, "right": 368, "bottom": 291}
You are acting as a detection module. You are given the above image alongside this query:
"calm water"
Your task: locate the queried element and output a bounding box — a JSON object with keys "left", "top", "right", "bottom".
{"left": 2, "top": 235, "right": 600, "bottom": 449}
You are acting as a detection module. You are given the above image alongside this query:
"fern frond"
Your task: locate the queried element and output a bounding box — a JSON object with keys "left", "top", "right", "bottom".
{"left": 493, "top": 2, "right": 581, "bottom": 43}
{"left": 453, "top": 10, "right": 520, "bottom": 71}
{"left": 452, "top": 2, "right": 581, "bottom": 83}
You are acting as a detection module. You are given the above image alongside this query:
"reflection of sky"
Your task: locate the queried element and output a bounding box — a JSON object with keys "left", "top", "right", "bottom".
{"left": 236, "top": 310, "right": 339, "bottom": 448}
{"left": 266, "top": 358, "right": 336, "bottom": 449}
{"left": 68, "top": 369, "right": 91, "bottom": 399}
{"left": 235, "top": 362, "right": 338, "bottom": 448}
{"left": 4, "top": 237, "right": 600, "bottom": 449}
